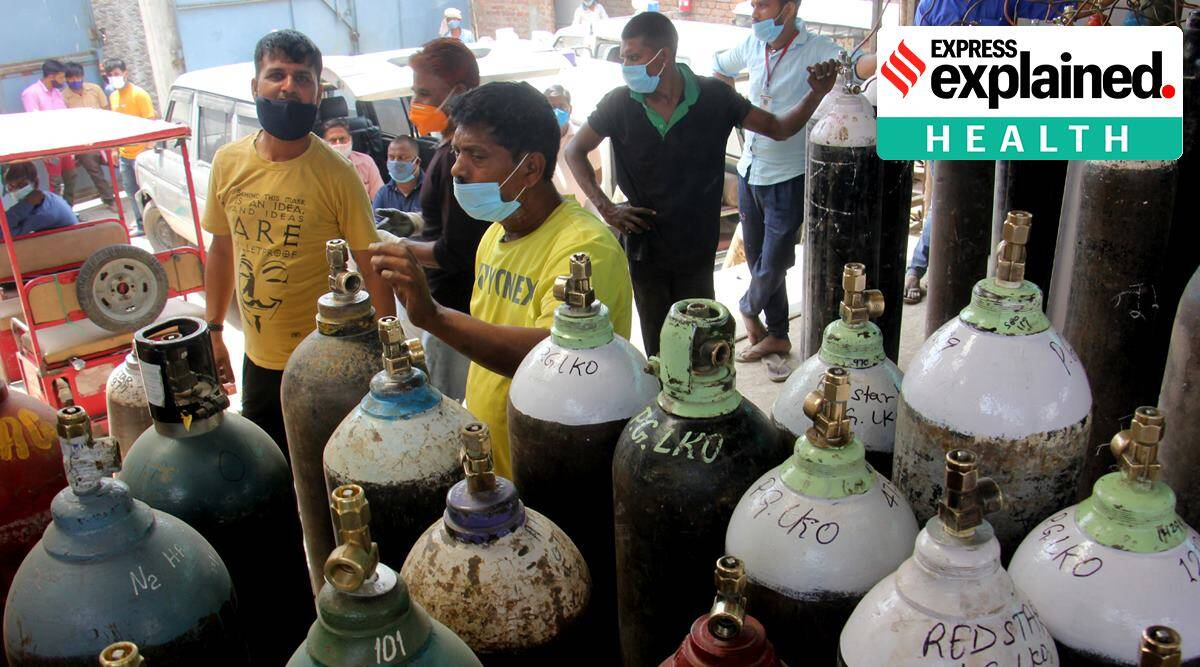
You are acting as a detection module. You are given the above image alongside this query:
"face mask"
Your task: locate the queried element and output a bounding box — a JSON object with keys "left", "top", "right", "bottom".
{"left": 410, "top": 101, "right": 449, "bottom": 136}
{"left": 622, "top": 49, "right": 665, "bottom": 95}
{"left": 448, "top": 19, "right": 462, "bottom": 29}
{"left": 388, "top": 159, "right": 418, "bottom": 184}
{"left": 67, "top": 81, "right": 83, "bottom": 91}
{"left": 553, "top": 107, "right": 571, "bottom": 128}
{"left": 50, "top": 80, "right": 65, "bottom": 90}
{"left": 108, "top": 76, "right": 125, "bottom": 90}
{"left": 453, "top": 154, "right": 530, "bottom": 222}
{"left": 583, "top": 0, "right": 596, "bottom": 6}
{"left": 753, "top": 6, "right": 788, "bottom": 43}
{"left": 330, "top": 141, "right": 353, "bottom": 157}
{"left": 255, "top": 96, "right": 318, "bottom": 141}
{"left": 3, "top": 184, "right": 34, "bottom": 211}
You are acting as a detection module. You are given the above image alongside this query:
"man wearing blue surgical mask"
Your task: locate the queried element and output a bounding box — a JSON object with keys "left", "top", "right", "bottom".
{"left": 543, "top": 84, "right": 597, "bottom": 212}
{"left": 373, "top": 135, "right": 424, "bottom": 223}
{"left": 712, "top": 0, "right": 877, "bottom": 362}
{"left": 2, "top": 162, "right": 78, "bottom": 239}
{"left": 564, "top": 11, "right": 838, "bottom": 356}
{"left": 439, "top": 7, "right": 476, "bottom": 43}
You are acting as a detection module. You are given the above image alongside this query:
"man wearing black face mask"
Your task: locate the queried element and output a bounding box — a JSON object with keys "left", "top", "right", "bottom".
{"left": 201, "top": 29, "right": 395, "bottom": 455}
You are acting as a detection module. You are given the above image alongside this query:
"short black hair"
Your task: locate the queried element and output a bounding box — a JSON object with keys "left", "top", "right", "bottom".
{"left": 389, "top": 135, "right": 420, "bottom": 151}
{"left": 621, "top": 11, "right": 678, "bottom": 53}
{"left": 450, "top": 81, "right": 559, "bottom": 182}
{"left": 102, "top": 58, "right": 126, "bottom": 73}
{"left": 4, "top": 162, "right": 37, "bottom": 185}
{"left": 253, "top": 29, "right": 323, "bottom": 78}
{"left": 42, "top": 60, "right": 65, "bottom": 78}
{"left": 320, "top": 117, "right": 349, "bottom": 136}
{"left": 64, "top": 62, "right": 84, "bottom": 78}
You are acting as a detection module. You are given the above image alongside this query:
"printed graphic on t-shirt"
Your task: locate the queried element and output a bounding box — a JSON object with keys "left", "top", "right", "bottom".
{"left": 476, "top": 262, "right": 536, "bottom": 306}
{"left": 226, "top": 187, "right": 305, "bottom": 333}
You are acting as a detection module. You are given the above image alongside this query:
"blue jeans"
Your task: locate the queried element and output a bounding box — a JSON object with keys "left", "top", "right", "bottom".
{"left": 737, "top": 173, "right": 804, "bottom": 340}
{"left": 120, "top": 156, "right": 142, "bottom": 228}
{"left": 907, "top": 216, "right": 931, "bottom": 278}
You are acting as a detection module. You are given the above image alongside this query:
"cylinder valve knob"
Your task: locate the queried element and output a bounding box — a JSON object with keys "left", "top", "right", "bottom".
{"left": 99, "top": 642, "right": 144, "bottom": 667}
{"left": 839, "top": 263, "right": 884, "bottom": 326}
{"left": 1139, "top": 625, "right": 1181, "bottom": 667}
{"left": 325, "top": 484, "right": 380, "bottom": 592}
{"left": 801, "top": 367, "right": 853, "bottom": 448}
{"left": 707, "top": 556, "right": 749, "bottom": 640}
{"left": 939, "top": 449, "right": 1004, "bottom": 538}
{"left": 1110, "top": 406, "right": 1165, "bottom": 483}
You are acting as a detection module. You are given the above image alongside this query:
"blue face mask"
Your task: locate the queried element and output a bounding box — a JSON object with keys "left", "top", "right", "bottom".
{"left": 448, "top": 19, "right": 462, "bottom": 29}
{"left": 622, "top": 48, "right": 666, "bottom": 95}
{"left": 2, "top": 184, "right": 34, "bottom": 211}
{"left": 553, "top": 107, "right": 571, "bottom": 128}
{"left": 388, "top": 159, "right": 418, "bottom": 184}
{"left": 453, "top": 154, "right": 530, "bottom": 222}
{"left": 753, "top": 8, "right": 787, "bottom": 43}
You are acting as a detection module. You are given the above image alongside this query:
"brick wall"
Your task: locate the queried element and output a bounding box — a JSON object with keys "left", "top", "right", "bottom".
{"left": 471, "top": 0, "right": 738, "bottom": 39}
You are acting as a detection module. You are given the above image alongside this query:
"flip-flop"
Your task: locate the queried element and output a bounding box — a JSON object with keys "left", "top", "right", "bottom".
{"left": 736, "top": 345, "right": 770, "bottom": 363}
{"left": 763, "top": 353, "right": 793, "bottom": 382}
{"left": 903, "top": 276, "right": 926, "bottom": 305}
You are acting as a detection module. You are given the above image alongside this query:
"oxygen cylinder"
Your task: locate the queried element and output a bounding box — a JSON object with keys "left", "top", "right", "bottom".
{"left": 324, "top": 316, "right": 473, "bottom": 567}
{"left": 507, "top": 252, "right": 658, "bottom": 649}
{"left": 1138, "top": 627, "right": 1182, "bottom": 667}
{"left": 99, "top": 643, "right": 143, "bottom": 667}
{"left": 612, "top": 299, "right": 791, "bottom": 667}
{"left": 282, "top": 239, "right": 383, "bottom": 594}
{"left": 660, "top": 556, "right": 783, "bottom": 667}
{"left": 105, "top": 352, "right": 151, "bottom": 459}
{"left": 4, "top": 407, "right": 246, "bottom": 666}
{"left": 0, "top": 385, "right": 63, "bottom": 629}
{"left": 1047, "top": 160, "right": 1177, "bottom": 493}
{"left": 119, "top": 317, "right": 310, "bottom": 666}
{"left": 801, "top": 54, "right": 882, "bottom": 360}
{"left": 730, "top": 367, "right": 917, "bottom": 663}
{"left": 1160, "top": 267, "right": 1200, "bottom": 529}
{"left": 839, "top": 450, "right": 1059, "bottom": 666}
{"left": 289, "top": 484, "right": 481, "bottom": 667}
{"left": 772, "top": 264, "right": 902, "bottom": 477}
{"left": 924, "top": 160, "right": 997, "bottom": 338}
{"left": 879, "top": 158, "right": 914, "bottom": 363}
{"left": 991, "top": 160, "right": 1067, "bottom": 292}
{"left": 893, "top": 211, "right": 1093, "bottom": 559}
{"left": 1009, "top": 407, "right": 1200, "bottom": 666}
{"left": 403, "top": 423, "right": 590, "bottom": 662}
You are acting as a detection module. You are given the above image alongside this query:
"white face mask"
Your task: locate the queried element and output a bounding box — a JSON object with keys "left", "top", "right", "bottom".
{"left": 330, "top": 141, "right": 353, "bottom": 158}
{"left": 108, "top": 75, "right": 126, "bottom": 90}
{"left": 2, "top": 183, "right": 34, "bottom": 211}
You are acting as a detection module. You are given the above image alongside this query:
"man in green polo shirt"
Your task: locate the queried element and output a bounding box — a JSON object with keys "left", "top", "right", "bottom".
{"left": 564, "top": 11, "right": 837, "bottom": 355}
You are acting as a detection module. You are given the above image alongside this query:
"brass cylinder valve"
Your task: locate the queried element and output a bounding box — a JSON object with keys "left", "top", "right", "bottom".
{"left": 1110, "top": 406, "right": 1165, "bottom": 484}
{"left": 995, "top": 211, "right": 1032, "bottom": 286}
{"left": 325, "top": 484, "right": 380, "bottom": 592}
{"left": 802, "top": 367, "right": 853, "bottom": 448}
{"left": 57, "top": 406, "right": 121, "bottom": 496}
{"left": 839, "top": 263, "right": 884, "bottom": 327}
{"left": 707, "top": 556, "right": 749, "bottom": 640}
{"left": 939, "top": 449, "right": 1004, "bottom": 538}
{"left": 327, "top": 239, "right": 364, "bottom": 297}
{"left": 379, "top": 316, "right": 425, "bottom": 375}
{"left": 461, "top": 422, "right": 496, "bottom": 493}
{"left": 1139, "top": 625, "right": 1181, "bottom": 667}
{"left": 836, "top": 50, "right": 861, "bottom": 95}
{"left": 684, "top": 302, "right": 732, "bottom": 375}
{"left": 99, "top": 642, "right": 143, "bottom": 667}
{"left": 552, "top": 252, "right": 595, "bottom": 312}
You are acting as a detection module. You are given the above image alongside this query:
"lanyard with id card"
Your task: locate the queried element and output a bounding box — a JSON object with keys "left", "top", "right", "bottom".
{"left": 760, "top": 32, "right": 798, "bottom": 112}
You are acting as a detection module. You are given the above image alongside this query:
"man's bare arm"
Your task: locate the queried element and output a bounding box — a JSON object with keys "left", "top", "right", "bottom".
{"left": 352, "top": 248, "right": 398, "bottom": 318}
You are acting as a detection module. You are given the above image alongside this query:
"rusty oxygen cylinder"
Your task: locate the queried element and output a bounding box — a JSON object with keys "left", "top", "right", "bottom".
{"left": 288, "top": 484, "right": 482, "bottom": 666}
{"left": 893, "top": 212, "right": 1093, "bottom": 560}
{"left": 924, "top": 160, "right": 997, "bottom": 338}
{"left": 105, "top": 351, "right": 151, "bottom": 459}
{"left": 659, "top": 556, "right": 783, "bottom": 667}
{"left": 1138, "top": 626, "right": 1182, "bottom": 667}
{"left": 1160, "top": 267, "right": 1200, "bottom": 529}
{"left": 507, "top": 252, "right": 658, "bottom": 654}
{"left": 0, "top": 384, "right": 64, "bottom": 642}
{"left": 3, "top": 407, "right": 247, "bottom": 666}
{"left": 772, "top": 264, "right": 902, "bottom": 477}
{"left": 119, "top": 317, "right": 310, "bottom": 665}
{"left": 612, "top": 299, "right": 791, "bottom": 667}
{"left": 282, "top": 239, "right": 384, "bottom": 594}
{"left": 402, "top": 423, "right": 590, "bottom": 663}
{"left": 838, "top": 450, "right": 1058, "bottom": 666}
{"left": 98, "top": 643, "right": 143, "bottom": 667}
{"left": 1010, "top": 407, "right": 1200, "bottom": 665}
{"left": 729, "top": 367, "right": 917, "bottom": 663}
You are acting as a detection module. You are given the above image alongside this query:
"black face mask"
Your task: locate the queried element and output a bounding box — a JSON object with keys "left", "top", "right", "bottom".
{"left": 255, "top": 96, "right": 318, "bottom": 141}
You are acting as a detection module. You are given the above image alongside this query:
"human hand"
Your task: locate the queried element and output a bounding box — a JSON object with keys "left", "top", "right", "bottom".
{"left": 369, "top": 240, "right": 438, "bottom": 329}
{"left": 210, "top": 331, "right": 234, "bottom": 387}
{"left": 599, "top": 201, "right": 656, "bottom": 235}
{"left": 375, "top": 208, "right": 416, "bottom": 237}
{"left": 808, "top": 59, "right": 839, "bottom": 96}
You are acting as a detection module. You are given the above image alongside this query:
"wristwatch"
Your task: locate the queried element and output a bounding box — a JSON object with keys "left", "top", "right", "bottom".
{"left": 208, "top": 321, "right": 224, "bottom": 333}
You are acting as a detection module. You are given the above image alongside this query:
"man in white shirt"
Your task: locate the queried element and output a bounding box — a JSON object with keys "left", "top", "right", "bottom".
{"left": 573, "top": 0, "right": 609, "bottom": 28}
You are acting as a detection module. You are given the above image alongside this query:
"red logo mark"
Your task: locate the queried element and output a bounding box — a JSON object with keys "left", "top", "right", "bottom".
{"left": 881, "top": 40, "right": 927, "bottom": 97}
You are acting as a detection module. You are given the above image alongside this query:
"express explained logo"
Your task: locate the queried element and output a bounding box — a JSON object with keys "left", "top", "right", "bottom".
{"left": 881, "top": 40, "right": 927, "bottom": 97}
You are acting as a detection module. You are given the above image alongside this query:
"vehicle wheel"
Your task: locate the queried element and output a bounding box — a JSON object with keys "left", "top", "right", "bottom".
{"left": 143, "top": 202, "right": 190, "bottom": 252}
{"left": 76, "top": 244, "right": 170, "bottom": 332}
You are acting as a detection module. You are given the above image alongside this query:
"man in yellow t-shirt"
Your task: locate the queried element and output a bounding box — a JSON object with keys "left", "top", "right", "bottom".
{"left": 202, "top": 30, "right": 395, "bottom": 454}
{"left": 372, "top": 81, "right": 632, "bottom": 478}
{"left": 104, "top": 58, "right": 156, "bottom": 234}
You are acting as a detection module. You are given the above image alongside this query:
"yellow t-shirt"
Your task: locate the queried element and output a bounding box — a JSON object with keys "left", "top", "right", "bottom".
{"left": 464, "top": 200, "right": 633, "bottom": 478}
{"left": 202, "top": 132, "right": 380, "bottom": 369}
{"left": 109, "top": 84, "right": 156, "bottom": 159}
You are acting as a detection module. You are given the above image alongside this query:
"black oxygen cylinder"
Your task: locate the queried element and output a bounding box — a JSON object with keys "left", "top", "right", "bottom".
{"left": 923, "top": 160, "right": 996, "bottom": 337}
{"left": 990, "top": 160, "right": 1067, "bottom": 291}
{"left": 878, "top": 159, "right": 913, "bottom": 362}
{"left": 802, "top": 83, "right": 883, "bottom": 360}
{"left": 1048, "top": 159, "right": 1178, "bottom": 495}
{"left": 612, "top": 300, "right": 790, "bottom": 667}
{"left": 1159, "top": 266, "right": 1200, "bottom": 529}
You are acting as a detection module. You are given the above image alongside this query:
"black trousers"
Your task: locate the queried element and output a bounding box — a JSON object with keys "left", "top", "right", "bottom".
{"left": 241, "top": 355, "right": 289, "bottom": 460}
{"left": 629, "top": 260, "right": 716, "bottom": 358}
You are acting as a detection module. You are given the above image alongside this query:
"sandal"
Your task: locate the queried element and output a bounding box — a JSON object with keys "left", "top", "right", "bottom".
{"left": 903, "top": 274, "right": 925, "bottom": 305}
{"left": 763, "top": 354, "right": 794, "bottom": 382}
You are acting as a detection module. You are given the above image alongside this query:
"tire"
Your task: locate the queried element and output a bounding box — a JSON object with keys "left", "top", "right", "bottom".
{"left": 143, "top": 201, "right": 190, "bottom": 253}
{"left": 76, "top": 244, "right": 170, "bottom": 333}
